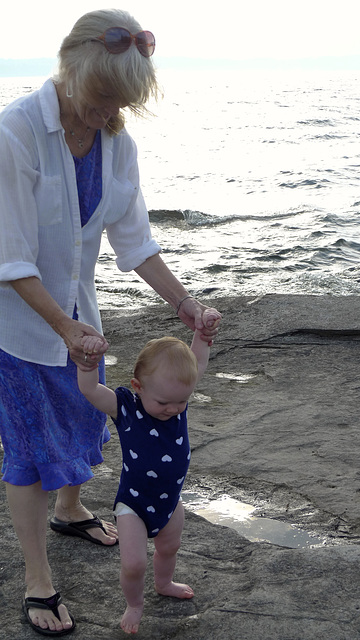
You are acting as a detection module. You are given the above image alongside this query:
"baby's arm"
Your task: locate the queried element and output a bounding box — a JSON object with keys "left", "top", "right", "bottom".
{"left": 77, "top": 336, "right": 118, "bottom": 419}
{"left": 190, "top": 308, "right": 221, "bottom": 382}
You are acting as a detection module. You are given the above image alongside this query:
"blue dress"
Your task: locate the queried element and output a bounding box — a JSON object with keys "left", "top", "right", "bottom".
{"left": 0, "top": 131, "right": 110, "bottom": 491}
{"left": 112, "top": 387, "right": 191, "bottom": 537}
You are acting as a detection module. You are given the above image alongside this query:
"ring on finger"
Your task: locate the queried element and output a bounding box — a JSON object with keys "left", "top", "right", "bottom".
{"left": 84, "top": 354, "right": 88, "bottom": 362}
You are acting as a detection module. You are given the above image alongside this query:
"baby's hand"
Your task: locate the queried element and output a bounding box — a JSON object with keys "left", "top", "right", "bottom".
{"left": 81, "top": 335, "right": 108, "bottom": 355}
{"left": 201, "top": 308, "right": 221, "bottom": 346}
{"left": 202, "top": 308, "right": 222, "bottom": 330}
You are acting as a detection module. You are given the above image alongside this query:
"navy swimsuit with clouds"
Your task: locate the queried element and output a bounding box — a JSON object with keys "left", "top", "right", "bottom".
{"left": 112, "top": 387, "right": 191, "bottom": 538}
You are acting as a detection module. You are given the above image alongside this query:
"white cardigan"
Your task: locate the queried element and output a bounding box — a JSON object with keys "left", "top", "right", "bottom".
{"left": 0, "top": 79, "right": 160, "bottom": 365}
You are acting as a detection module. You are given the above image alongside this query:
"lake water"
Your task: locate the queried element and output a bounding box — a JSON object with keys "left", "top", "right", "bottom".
{"left": 2, "top": 68, "right": 360, "bottom": 310}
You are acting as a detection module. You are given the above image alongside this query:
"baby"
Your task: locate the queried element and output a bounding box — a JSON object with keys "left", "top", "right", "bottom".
{"left": 77, "top": 308, "right": 221, "bottom": 634}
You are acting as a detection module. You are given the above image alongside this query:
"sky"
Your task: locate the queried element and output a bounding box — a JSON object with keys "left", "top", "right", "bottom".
{"left": 2, "top": 0, "right": 360, "bottom": 64}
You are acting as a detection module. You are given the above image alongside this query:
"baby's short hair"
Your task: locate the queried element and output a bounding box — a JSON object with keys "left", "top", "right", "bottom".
{"left": 134, "top": 337, "right": 198, "bottom": 386}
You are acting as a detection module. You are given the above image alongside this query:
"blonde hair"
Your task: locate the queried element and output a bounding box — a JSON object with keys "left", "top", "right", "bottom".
{"left": 56, "top": 8, "right": 159, "bottom": 134}
{"left": 134, "top": 337, "right": 198, "bottom": 386}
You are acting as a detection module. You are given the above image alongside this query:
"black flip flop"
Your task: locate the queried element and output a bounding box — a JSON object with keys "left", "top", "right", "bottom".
{"left": 50, "top": 515, "right": 118, "bottom": 546}
{"left": 23, "top": 592, "right": 75, "bottom": 637}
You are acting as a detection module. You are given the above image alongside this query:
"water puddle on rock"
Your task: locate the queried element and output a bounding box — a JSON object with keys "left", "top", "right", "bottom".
{"left": 182, "top": 492, "right": 325, "bottom": 548}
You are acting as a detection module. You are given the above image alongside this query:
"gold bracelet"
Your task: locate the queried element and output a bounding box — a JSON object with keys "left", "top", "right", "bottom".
{"left": 176, "top": 295, "right": 193, "bottom": 315}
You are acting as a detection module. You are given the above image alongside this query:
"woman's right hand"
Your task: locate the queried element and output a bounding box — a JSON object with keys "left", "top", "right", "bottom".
{"left": 61, "top": 318, "right": 109, "bottom": 371}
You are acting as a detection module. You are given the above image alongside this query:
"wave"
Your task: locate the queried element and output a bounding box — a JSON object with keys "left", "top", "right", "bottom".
{"left": 279, "top": 178, "right": 331, "bottom": 189}
{"left": 234, "top": 238, "right": 360, "bottom": 271}
{"left": 148, "top": 207, "right": 306, "bottom": 227}
{"left": 297, "top": 119, "right": 334, "bottom": 127}
{"left": 148, "top": 208, "right": 233, "bottom": 226}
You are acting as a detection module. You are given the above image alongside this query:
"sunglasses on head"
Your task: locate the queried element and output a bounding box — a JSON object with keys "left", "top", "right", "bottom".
{"left": 94, "top": 27, "right": 155, "bottom": 57}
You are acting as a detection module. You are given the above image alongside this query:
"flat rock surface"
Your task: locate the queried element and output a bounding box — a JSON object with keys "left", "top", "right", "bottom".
{"left": 2, "top": 294, "right": 360, "bottom": 639}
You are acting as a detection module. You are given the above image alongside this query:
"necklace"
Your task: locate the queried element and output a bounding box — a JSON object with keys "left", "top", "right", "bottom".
{"left": 57, "top": 86, "right": 91, "bottom": 149}
{"left": 69, "top": 125, "right": 90, "bottom": 149}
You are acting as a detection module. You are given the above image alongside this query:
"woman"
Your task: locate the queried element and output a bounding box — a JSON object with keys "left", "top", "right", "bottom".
{"left": 0, "top": 8, "right": 220, "bottom": 637}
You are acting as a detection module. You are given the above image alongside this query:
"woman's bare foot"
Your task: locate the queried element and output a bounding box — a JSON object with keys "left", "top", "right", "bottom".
{"left": 155, "top": 581, "right": 194, "bottom": 599}
{"left": 121, "top": 603, "right": 144, "bottom": 634}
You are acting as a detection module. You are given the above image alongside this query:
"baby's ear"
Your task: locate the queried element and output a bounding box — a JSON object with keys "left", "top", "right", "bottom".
{"left": 130, "top": 378, "right": 141, "bottom": 393}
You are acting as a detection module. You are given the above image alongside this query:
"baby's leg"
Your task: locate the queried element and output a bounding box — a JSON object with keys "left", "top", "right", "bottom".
{"left": 117, "top": 513, "right": 148, "bottom": 634}
{"left": 153, "top": 501, "right": 194, "bottom": 599}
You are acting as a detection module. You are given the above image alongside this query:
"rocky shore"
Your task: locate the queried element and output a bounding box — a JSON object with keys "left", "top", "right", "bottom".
{"left": 2, "top": 294, "right": 360, "bottom": 639}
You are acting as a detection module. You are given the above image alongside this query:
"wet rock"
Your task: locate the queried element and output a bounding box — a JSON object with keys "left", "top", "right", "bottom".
{"left": 2, "top": 295, "right": 360, "bottom": 639}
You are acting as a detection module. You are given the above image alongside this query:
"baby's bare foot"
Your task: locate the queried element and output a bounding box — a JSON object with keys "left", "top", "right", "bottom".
{"left": 155, "top": 581, "right": 194, "bottom": 599}
{"left": 121, "top": 604, "right": 144, "bottom": 634}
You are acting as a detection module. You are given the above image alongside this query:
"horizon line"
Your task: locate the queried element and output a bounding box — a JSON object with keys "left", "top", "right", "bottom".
{"left": 0, "top": 54, "right": 360, "bottom": 76}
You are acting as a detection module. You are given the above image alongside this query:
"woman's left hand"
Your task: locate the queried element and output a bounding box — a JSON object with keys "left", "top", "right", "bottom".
{"left": 134, "top": 255, "right": 221, "bottom": 341}
{"left": 177, "top": 297, "right": 221, "bottom": 342}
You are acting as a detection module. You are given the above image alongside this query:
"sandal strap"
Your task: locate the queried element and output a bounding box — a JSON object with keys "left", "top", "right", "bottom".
{"left": 67, "top": 515, "right": 106, "bottom": 534}
{"left": 24, "top": 592, "right": 62, "bottom": 620}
